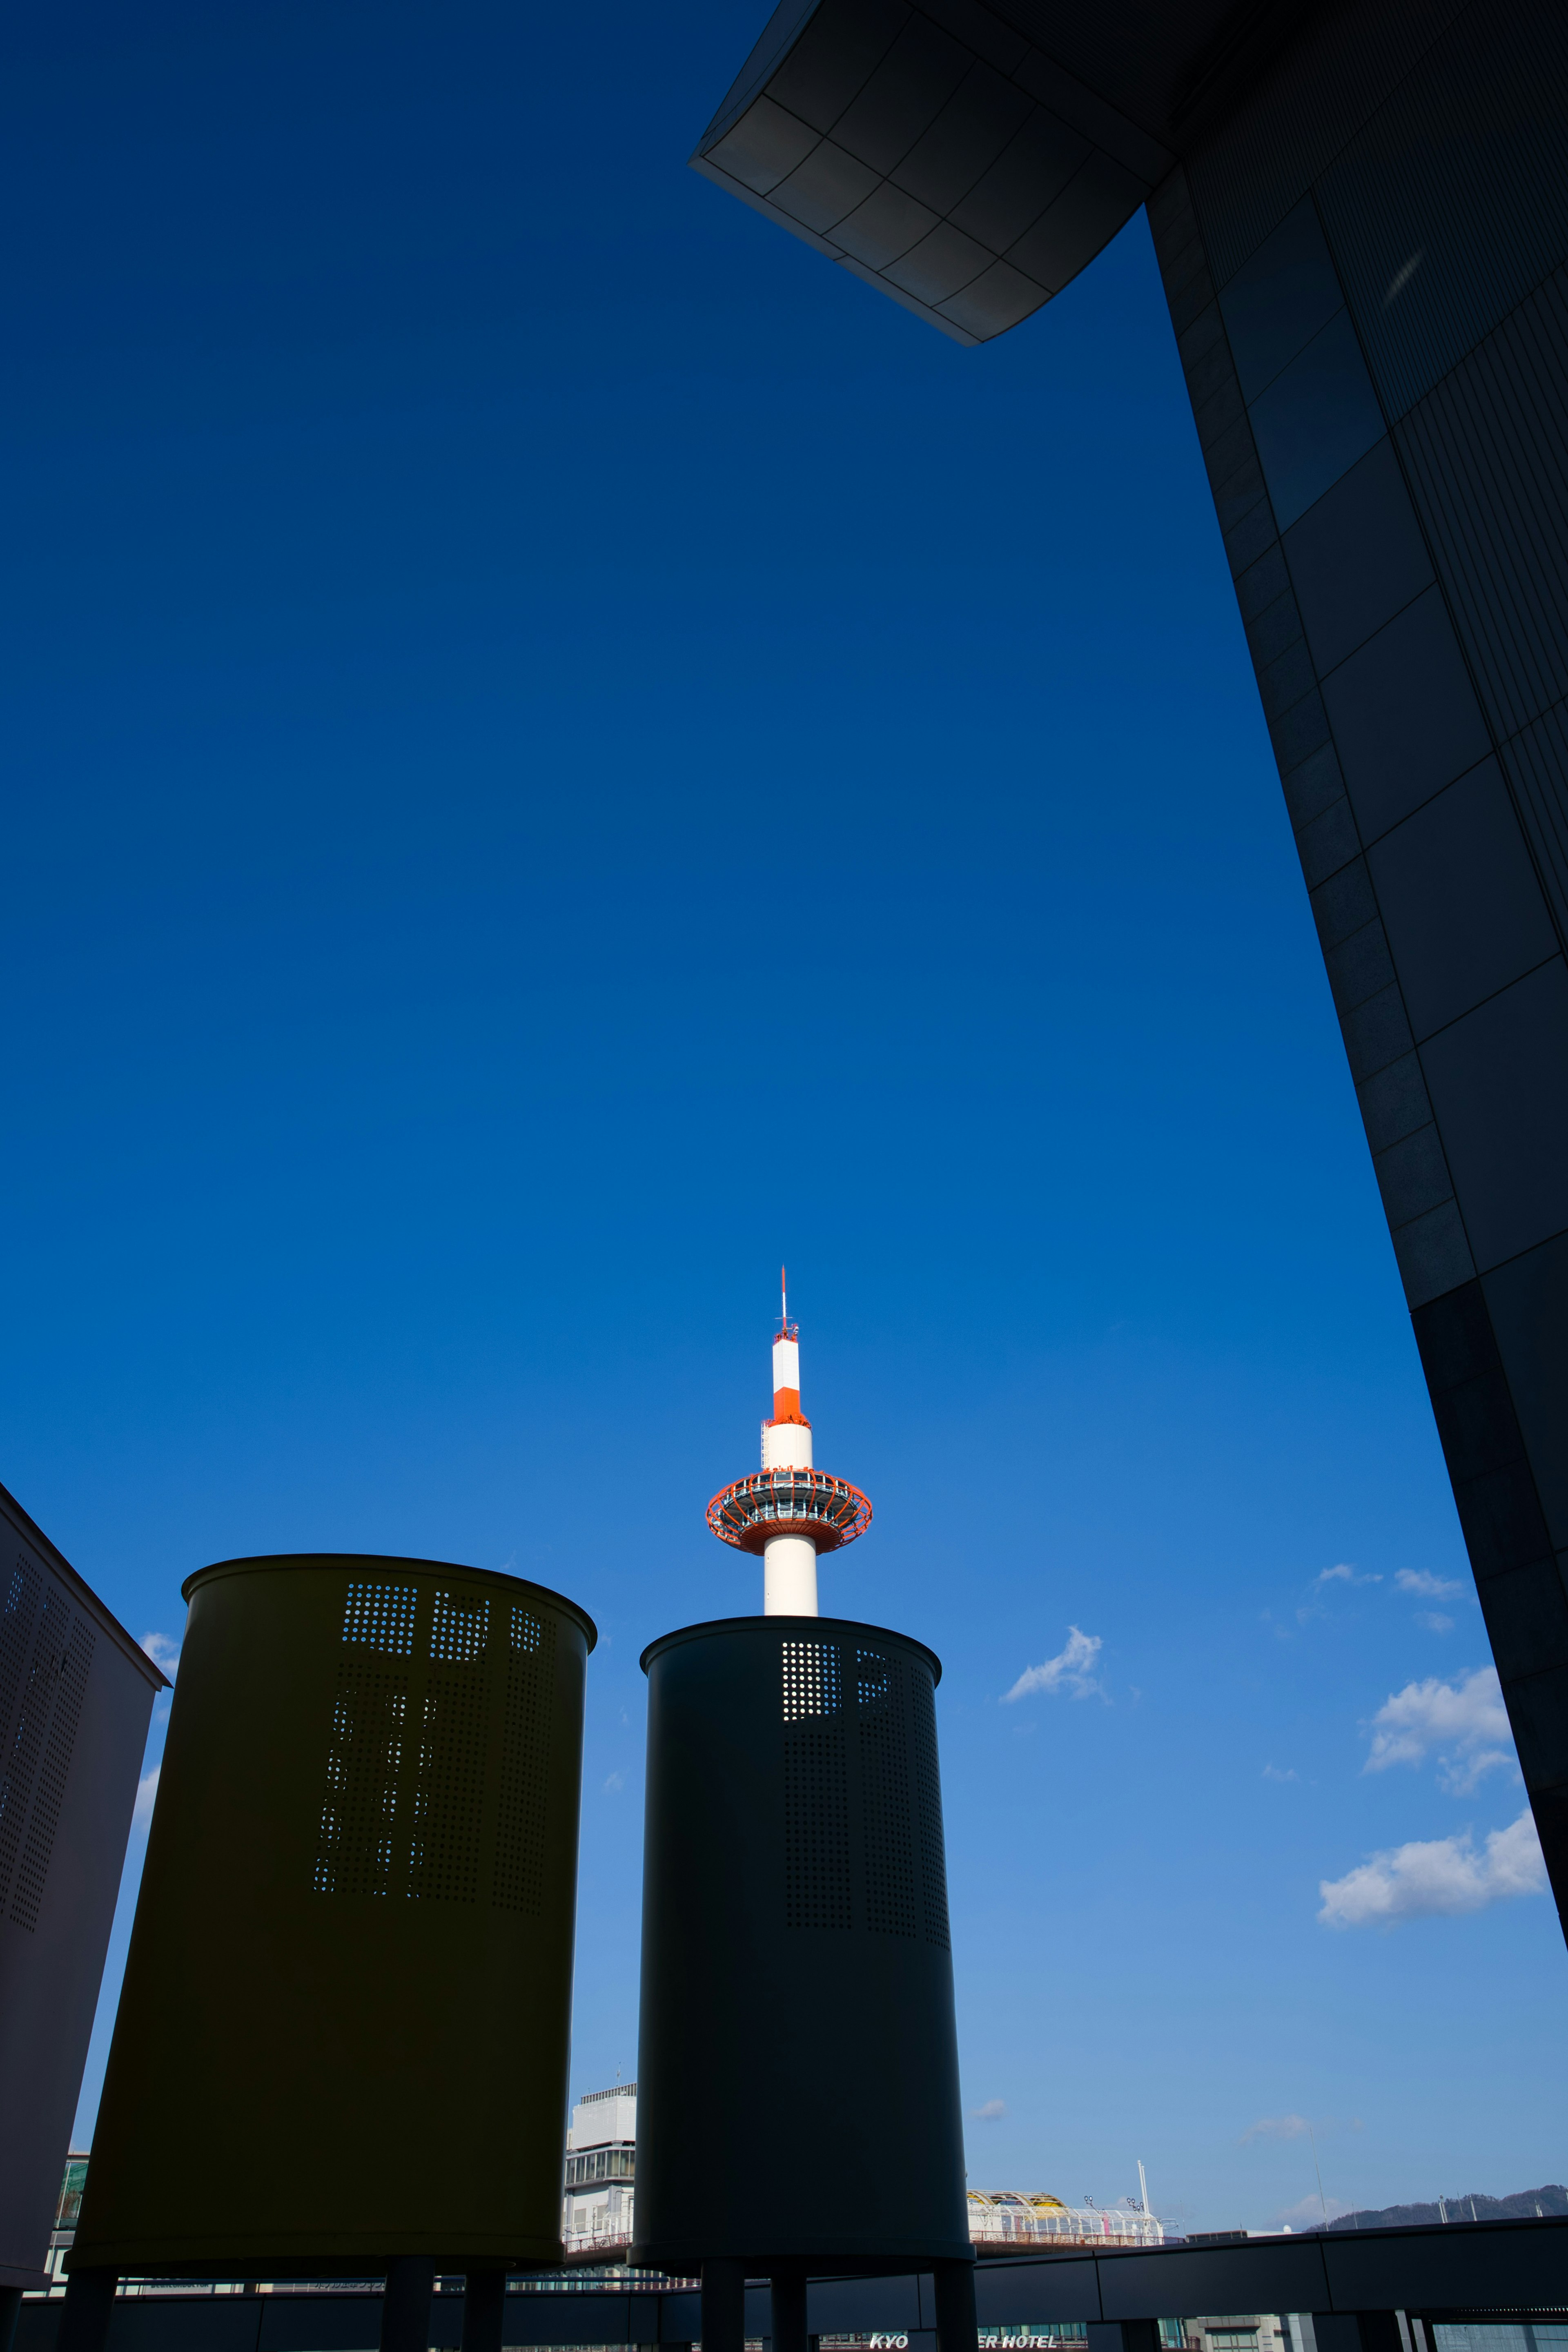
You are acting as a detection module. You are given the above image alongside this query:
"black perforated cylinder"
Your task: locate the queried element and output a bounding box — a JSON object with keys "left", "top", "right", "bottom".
{"left": 71, "top": 1555, "right": 595, "bottom": 2274}
{"left": 634, "top": 1616, "right": 969, "bottom": 2272}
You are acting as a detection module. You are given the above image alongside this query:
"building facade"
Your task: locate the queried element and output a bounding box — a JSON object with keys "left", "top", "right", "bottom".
{"left": 0, "top": 1483, "right": 166, "bottom": 2303}
{"left": 562, "top": 2085, "right": 638, "bottom": 2256}
{"left": 688, "top": 0, "right": 1568, "bottom": 1939}
{"left": 967, "top": 2194, "right": 1163, "bottom": 2251}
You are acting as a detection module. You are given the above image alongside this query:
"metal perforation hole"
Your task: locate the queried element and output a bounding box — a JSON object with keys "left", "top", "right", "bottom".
{"left": 430, "top": 1589, "right": 490, "bottom": 1664}
{"left": 911, "top": 1665, "right": 950, "bottom": 1951}
{"left": 858, "top": 1648, "right": 918, "bottom": 1939}
{"left": 342, "top": 1580, "right": 418, "bottom": 1657}
{"left": 0, "top": 1588, "right": 69, "bottom": 1911}
{"left": 784, "top": 1717, "right": 852, "bottom": 1929}
{"left": 855, "top": 1646, "right": 891, "bottom": 1713}
{"left": 313, "top": 1666, "right": 409, "bottom": 1896}
{"left": 409, "top": 1670, "right": 488, "bottom": 1904}
{"left": 782, "top": 1638, "right": 842, "bottom": 1722}
{"left": 783, "top": 1639, "right": 851, "bottom": 1930}
{"left": 10, "top": 1618, "right": 96, "bottom": 1931}
{"left": 0, "top": 1559, "right": 41, "bottom": 1761}
{"left": 494, "top": 1615, "right": 556, "bottom": 1915}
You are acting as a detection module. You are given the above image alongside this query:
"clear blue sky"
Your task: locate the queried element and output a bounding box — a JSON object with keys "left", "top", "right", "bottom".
{"left": 7, "top": 0, "right": 1563, "bottom": 2232}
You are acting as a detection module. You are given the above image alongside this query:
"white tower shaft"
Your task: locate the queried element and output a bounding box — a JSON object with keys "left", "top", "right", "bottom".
{"left": 706, "top": 1292, "right": 869, "bottom": 1609}
{"left": 764, "top": 1327, "right": 815, "bottom": 1614}
{"left": 764, "top": 1535, "right": 818, "bottom": 1615}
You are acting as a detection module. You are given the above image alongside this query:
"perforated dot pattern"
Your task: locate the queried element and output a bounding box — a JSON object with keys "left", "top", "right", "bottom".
{"left": 409, "top": 1667, "right": 488, "bottom": 1904}
{"left": 430, "top": 1589, "right": 490, "bottom": 1664}
{"left": 778, "top": 1633, "right": 951, "bottom": 1944}
{"left": 342, "top": 1580, "right": 418, "bottom": 1657}
{"left": 10, "top": 1619, "right": 95, "bottom": 1931}
{"left": 494, "top": 1612, "right": 555, "bottom": 1914}
{"left": 910, "top": 1662, "right": 951, "bottom": 1951}
{"left": 783, "top": 1637, "right": 841, "bottom": 1722}
{"left": 782, "top": 1639, "right": 851, "bottom": 1931}
{"left": 0, "top": 1560, "right": 41, "bottom": 1759}
{"left": 0, "top": 1588, "right": 70, "bottom": 1911}
{"left": 313, "top": 1666, "right": 410, "bottom": 1896}
{"left": 858, "top": 1646, "right": 918, "bottom": 1940}
{"left": 316, "top": 1575, "right": 572, "bottom": 1911}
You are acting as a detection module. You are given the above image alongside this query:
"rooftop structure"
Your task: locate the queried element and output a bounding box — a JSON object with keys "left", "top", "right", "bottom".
{"left": 563, "top": 2086, "right": 637, "bottom": 2258}
{"left": 705, "top": 1274, "right": 872, "bottom": 1614}
{"left": 967, "top": 2193, "right": 1164, "bottom": 2251}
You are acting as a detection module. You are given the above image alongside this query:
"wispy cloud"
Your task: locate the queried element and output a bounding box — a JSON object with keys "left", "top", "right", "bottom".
{"left": 973, "top": 2099, "right": 1007, "bottom": 2121}
{"left": 603, "top": 1771, "right": 626, "bottom": 1793}
{"left": 1263, "top": 1764, "right": 1299, "bottom": 1782}
{"left": 1002, "top": 1627, "right": 1103, "bottom": 1703}
{"left": 1394, "top": 1570, "right": 1464, "bottom": 1599}
{"left": 1297, "top": 1564, "right": 1383, "bottom": 1624}
{"left": 1416, "top": 1611, "right": 1455, "bottom": 1634}
{"left": 1241, "top": 2114, "right": 1310, "bottom": 2143}
{"left": 1362, "top": 1666, "right": 1515, "bottom": 1792}
{"left": 1319, "top": 1808, "right": 1546, "bottom": 1927}
{"left": 1274, "top": 2192, "right": 1351, "bottom": 2226}
{"left": 140, "top": 1630, "right": 182, "bottom": 1677}
{"left": 134, "top": 1766, "right": 160, "bottom": 1824}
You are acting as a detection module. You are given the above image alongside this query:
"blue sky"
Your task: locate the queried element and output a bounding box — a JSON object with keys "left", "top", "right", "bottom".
{"left": 6, "top": 0, "right": 1563, "bottom": 2231}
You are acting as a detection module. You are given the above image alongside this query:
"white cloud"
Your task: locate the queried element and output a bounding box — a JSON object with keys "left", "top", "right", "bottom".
{"left": 1314, "top": 1564, "right": 1381, "bottom": 1588}
{"left": 1318, "top": 1807, "right": 1546, "bottom": 1928}
{"left": 1002, "top": 1626, "right": 1104, "bottom": 1703}
{"left": 1440, "top": 1747, "right": 1515, "bottom": 1794}
{"left": 1394, "top": 1570, "right": 1465, "bottom": 1599}
{"left": 1241, "top": 2114, "right": 1310, "bottom": 2143}
{"left": 1362, "top": 1666, "right": 1515, "bottom": 1791}
{"left": 133, "top": 1767, "right": 160, "bottom": 1825}
{"left": 1416, "top": 1611, "right": 1455, "bottom": 1635}
{"left": 603, "top": 1771, "right": 626, "bottom": 1793}
{"left": 1274, "top": 2192, "right": 1351, "bottom": 2226}
{"left": 140, "top": 1630, "right": 182, "bottom": 1678}
{"left": 1263, "top": 1764, "right": 1300, "bottom": 1782}
{"left": 973, "top": 2099, "right": 1007, "bottom": 2121}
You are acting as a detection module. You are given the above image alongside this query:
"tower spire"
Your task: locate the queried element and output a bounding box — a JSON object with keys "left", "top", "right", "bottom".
{"left": 704, "top": 1281, "right": 871, "bottom": 1615}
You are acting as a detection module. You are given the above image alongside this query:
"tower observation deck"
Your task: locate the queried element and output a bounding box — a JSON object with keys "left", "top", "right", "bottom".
{"left": 704, "top": 1275, "right": 871, "bottom": 1615}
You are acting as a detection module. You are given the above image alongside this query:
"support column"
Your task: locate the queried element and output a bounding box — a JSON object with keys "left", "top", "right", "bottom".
{"left": 702, "top": 2258, "right": 746, "bottom": 2352}
{"left": 1312, "top": 2317, "right": 1402, "bottom": 2352}
{"left": 1089, "top": 2327, "right": 1160, "bottom": 2352}
{"left": 0, "top": 2287, "right": 23, "bottom": 2352}
{"left": 381, "top": 2258, "right": 436, "bottom": 2352}
{"left": 58, "top": 2270, "right": 117, "bottom": 2352}
{"left": 462, "top": 2270, "right": 508, "bottom": 2352}
{"left": 771, "top": 2269, "right": 808, "bottom": 2352}
{"left": 932, "top": 2262, "right": 979, "bottom": 2352}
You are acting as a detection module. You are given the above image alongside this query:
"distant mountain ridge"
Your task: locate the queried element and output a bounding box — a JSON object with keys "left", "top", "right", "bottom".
{"left": 1328, "top": 2185, "right": 1568, "bottom": 2230}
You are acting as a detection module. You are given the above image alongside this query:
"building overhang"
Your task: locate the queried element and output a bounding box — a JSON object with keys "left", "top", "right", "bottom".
{"left": 689, "top": 0, "right": 1316, "bottom": 343}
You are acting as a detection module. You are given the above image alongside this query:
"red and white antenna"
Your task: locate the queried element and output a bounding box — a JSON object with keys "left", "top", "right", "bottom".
{"left": 705, "top": 1278, "right": 871, "bottom": 1616}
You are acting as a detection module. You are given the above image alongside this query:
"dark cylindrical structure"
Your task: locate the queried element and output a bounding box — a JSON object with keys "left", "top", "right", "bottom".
{"left": 634, "top": 1615, "right": 968, "bottom": 2272}
{"left": 72, "top": 1554, "right": 595, "bottom": 2276}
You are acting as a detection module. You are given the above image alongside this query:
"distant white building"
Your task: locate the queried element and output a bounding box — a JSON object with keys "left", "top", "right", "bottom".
{"left": 562, "top": 2084, "right": 637, "bottom": 2254}
{"left": 967, "top": 2193, "right": 1164, "bottom": 2250}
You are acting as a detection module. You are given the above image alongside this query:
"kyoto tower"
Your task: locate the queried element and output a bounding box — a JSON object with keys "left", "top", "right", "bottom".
{"left": 635, "top": 1275, "right": 972, "bottom": 2348}
{"left": 704, "top": 1272, "right": 872, "bottom": 1614}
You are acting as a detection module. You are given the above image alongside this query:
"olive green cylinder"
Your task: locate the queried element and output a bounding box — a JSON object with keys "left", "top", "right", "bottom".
{"left": 71, "top": 1554, "right": 595, "bottom": 2275}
